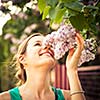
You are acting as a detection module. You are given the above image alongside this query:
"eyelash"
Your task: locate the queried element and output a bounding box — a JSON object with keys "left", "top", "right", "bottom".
{"left": 34, "top": 43, "right": 41, "bottom": 46}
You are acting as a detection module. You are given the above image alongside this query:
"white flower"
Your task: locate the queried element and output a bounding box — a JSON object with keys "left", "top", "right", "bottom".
{"left": 43, "top": 24, "right": 96, "bottom": 66}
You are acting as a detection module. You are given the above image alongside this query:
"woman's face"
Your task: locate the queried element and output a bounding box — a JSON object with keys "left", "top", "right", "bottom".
{"left": 24, "top": 35, "right": 56, "bottom": 70}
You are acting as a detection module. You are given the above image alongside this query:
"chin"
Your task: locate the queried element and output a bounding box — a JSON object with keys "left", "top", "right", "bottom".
{"left": 39, "top": 57, "right": 56, "bottom": 69}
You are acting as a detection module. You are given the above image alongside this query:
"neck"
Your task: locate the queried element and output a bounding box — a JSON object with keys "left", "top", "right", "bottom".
{"left": 19, "top": 68, "right": 52, "bottom": 98}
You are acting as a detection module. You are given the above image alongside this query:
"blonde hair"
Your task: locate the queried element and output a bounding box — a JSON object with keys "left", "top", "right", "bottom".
{"left": 14, "top": 33, "right": 42, "bottom": 86}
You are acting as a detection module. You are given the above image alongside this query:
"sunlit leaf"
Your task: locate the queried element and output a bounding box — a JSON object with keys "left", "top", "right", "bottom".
{"left": 38, "top": 0, "right": 46, "bottom": 14}
{"left": 42, "top": 6, "right": 51, "bottom": 20}
{"left": 49, "top": 7, "right": 58, "bottom": 20}
{"left": 54, "top": 7, "right": 66, "bottom": 23}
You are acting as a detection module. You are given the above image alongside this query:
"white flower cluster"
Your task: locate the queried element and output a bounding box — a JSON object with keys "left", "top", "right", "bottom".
{"left": 43, "top": 24, "right": 96, "bottom": 66}
{"left": 78, "top": 38, "right": 96, "bottom": 66}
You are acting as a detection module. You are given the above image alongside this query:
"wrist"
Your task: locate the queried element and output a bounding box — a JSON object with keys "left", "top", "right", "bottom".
{"left": 67, "top": 69, "right": 78, "bottom": 77}
{"left": 67, "top": 68, "right": 77, "bottom": 73}
{"left": 66, "top": 65, "right": 78, "bottom": 72}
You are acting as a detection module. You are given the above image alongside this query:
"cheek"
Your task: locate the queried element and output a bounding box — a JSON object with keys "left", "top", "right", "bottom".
{"left": 26, "top": 48, "right": 40, "bottom": 63}
{"left": 26, "top": 54, "right": 39, "bottom": 68}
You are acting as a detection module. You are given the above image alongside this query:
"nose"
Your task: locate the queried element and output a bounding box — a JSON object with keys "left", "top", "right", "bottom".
{"left": 43, "top": 45, "right": 51, "bottom": 50}
{"left": 40, "top": 44, "right": 54, "bottom": 57}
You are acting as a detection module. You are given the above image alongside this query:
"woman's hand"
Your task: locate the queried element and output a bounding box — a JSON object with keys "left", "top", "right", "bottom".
{"left": 66, "top": 33, "right": 84, "bottom": 71}
{"left": 65, "top": 33, "right": 86, "bottom": 100}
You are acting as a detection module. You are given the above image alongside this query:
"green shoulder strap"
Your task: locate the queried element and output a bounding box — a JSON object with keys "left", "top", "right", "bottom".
{"left": 52, "top": 87, "right": 65, "bottom": 100}
{"left": 9, "top": 87, "right": 22, "bottom": 100}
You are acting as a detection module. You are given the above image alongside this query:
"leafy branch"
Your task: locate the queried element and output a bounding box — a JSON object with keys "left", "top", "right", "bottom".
{"left": 38, "top": 0, "right": 100, "bottom": 36}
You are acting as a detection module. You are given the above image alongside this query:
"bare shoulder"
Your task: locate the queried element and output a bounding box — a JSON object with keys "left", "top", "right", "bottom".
{"left": 61, "top": 89, "right": 71, "bottom": 100}
{"left": 0, "top": 91, "right": 11, "bottom": 100}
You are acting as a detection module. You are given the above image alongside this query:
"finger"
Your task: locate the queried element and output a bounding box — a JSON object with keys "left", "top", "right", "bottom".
{"left": 67, "top": 48, "right": 74, "bottom": 60}
{"left": 76, "top": 33, "right": 84, "bottom": 51}
{"left": 70, "top": 34, "right": 84, "bottom": 64}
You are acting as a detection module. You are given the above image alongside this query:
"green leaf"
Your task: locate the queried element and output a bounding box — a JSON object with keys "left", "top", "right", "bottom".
{"left": 59, "top": 0, "right": 78, "bottom": 3}
{"left": 82, "top": 5, "right": 99, "bottom": 15}
{"left": 84, "top": 5, "right": 99, "bottom": 10}
{"left": 67, "top": 9, "right": 79, "bottom": 17}
{"left": 69, "top": 13, "right": 89, "bottom": 31}
{"left": 89, "top": 23, "right": 99, "bottom": 35}
{"left": 49, "top": 6, "right": 66, "bottom": 23}
{"left": 49, "top": 7, "right": 58, "bottom": 20}
{"left": 38, "top": 0, "right": 46, "bottom": 14}
{"left": 46, "top": 0, "right": 58, "bottom": 7}
{"left": 42, "top": 6, "right": 51, "bottom": 20}
{"left": 54, "top": 8, "right": 66, "bottom": 23}
{"left": 64, "top": 1, "right": 84, "bottom": 12}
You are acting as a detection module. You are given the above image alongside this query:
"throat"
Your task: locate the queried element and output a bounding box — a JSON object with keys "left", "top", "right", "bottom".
{"left": 19, "top": 69, "right": 56, "bottom": 100}
{"left": 25, "top": 69, "right": 51, "bottom": 91}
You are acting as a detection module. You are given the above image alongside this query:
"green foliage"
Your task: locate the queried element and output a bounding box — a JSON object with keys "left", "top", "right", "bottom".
{"left": 38, "top": 0, "right": 100, "bottom": 36}
{"left": 38, "top": 0, "right": 46, "bottom": 14}
{"left": 64, "top": 1, "right": 84, "bottom": 12}
{"left": 69, "top": 13, "right": 89, "bottom": 30}
{"left": 49, "top": 7, "right": 66, "bottom": 24}
{"left": 46, "top": 0, "right": 58, "bottom": 7}
{"left": 42, "top": 6, "right": 51, "bottom": 20}
{"left": 0, "top": 37, "right": 11, "bottom": 62}
{"left": 3, "top": 18, "right": 26, "bottom": 38}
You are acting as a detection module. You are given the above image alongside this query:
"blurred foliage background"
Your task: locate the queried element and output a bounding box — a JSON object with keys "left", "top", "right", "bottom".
{"left": 0, "top": 0, "right": 100, "bottom": 92}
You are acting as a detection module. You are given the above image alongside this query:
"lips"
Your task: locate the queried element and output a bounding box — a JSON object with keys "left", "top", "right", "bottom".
{"left": 39, "top": 49, "right": 54, "bottom": 58}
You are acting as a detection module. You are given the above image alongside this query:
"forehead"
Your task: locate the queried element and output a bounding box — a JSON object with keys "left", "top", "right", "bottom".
{"left": 28, "top": 35, "right": 45, "bottom": 45}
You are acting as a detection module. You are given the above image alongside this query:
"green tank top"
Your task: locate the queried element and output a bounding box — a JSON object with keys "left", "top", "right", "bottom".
{"left": 9, "top": 87, "right": 65, "bottom": 100}
{"left": 9, "top": 87, "right": 22, "bottom": 100}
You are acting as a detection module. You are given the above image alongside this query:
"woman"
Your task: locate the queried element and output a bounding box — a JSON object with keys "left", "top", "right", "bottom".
{"left": 0, "top": 33, "right": 86, "bottom": 100}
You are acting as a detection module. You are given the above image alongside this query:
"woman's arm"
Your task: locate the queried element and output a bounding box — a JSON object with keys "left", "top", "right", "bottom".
{"left": 65, "top": 33, "right": 86, "bottom": 100}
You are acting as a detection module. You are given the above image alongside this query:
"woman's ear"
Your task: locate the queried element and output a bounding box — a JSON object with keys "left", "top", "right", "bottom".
{"left": 19, "top": 55, "right": 27, "bottom": 66}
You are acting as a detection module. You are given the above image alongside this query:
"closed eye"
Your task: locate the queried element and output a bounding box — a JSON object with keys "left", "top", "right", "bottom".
{"left": 34, "top": 42, "right": 42, "bottom": 46}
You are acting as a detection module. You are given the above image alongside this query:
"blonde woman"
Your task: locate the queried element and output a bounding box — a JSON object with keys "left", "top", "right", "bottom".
{"left": 0, "top": 33, "right": 85, "bottom": 100}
